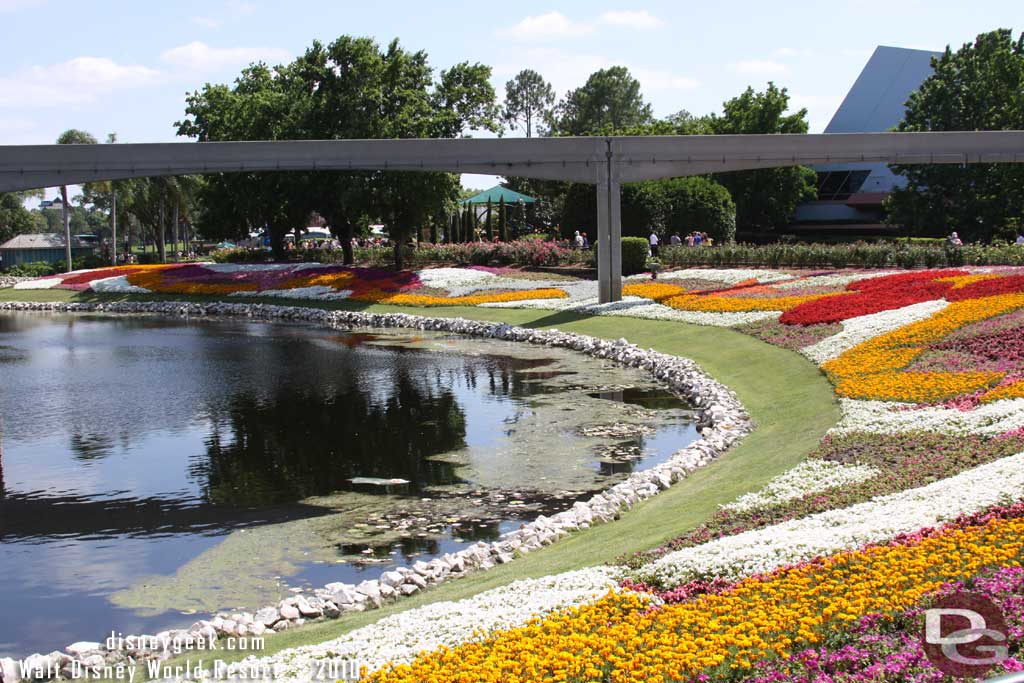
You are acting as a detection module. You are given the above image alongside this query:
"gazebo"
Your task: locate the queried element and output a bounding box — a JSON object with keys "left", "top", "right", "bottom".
{"left": 458, "top": 185, "right": 536, "bottom": 242}
{"left": 461, "top": 185, "right": 536, "bottom": 206}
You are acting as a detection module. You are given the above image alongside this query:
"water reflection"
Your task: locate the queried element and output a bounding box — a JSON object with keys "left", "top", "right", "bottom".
{"left": 194, "top": 372, "right": 468, "bottom": 506}
{"left": 0, "top": 313, "right": 697, "bottom": 656}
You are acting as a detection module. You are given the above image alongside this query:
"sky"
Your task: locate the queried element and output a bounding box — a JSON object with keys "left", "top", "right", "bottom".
{"left": 0, "top": 0, "right": 1019, "bottom": 202}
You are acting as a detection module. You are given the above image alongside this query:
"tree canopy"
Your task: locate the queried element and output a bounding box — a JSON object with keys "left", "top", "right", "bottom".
{"left": 176, "top": 35, "right": 497, "bottom": 263}
{"left": 887, "top": 29, "right": 1024, "bottom": 241}
{"left": 502, "top": 69, "right": 555, "bottom": 138}
{"left": 708, "top": 83, "right": 816, "bottom": 231}
{"left": 551, "top": 66, "right": 654, "bottom": 136}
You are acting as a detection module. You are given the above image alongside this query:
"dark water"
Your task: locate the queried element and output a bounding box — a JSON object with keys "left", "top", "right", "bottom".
{"left": 0, "top": 313, "right": 697, "bottom": 657}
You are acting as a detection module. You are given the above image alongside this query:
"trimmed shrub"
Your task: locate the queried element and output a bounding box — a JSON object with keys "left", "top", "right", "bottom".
{"left": 621, "top": 237, "right": 649, "bottom": 275}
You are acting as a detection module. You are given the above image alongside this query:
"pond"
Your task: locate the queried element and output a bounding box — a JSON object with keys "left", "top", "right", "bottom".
{"left": 0, "top": 313, "right": 698, "bottom": 657}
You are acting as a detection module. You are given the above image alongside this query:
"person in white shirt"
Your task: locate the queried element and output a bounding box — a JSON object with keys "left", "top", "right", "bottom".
{"left": 1016, "top": 234, "right": 1024, "bottom": 246}
{"left": 574, "top": 230, "right": 584, "bottom": 248}
{"left": 670, "top": 233, "right": 682, "bottom": 246}
{"left": 649, "top": 231, "right": 659, "bottom": 257}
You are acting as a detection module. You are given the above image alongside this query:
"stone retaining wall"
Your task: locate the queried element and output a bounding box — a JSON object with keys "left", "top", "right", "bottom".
{"left": 0, "top": 301, "right": 753, "bottom": 681}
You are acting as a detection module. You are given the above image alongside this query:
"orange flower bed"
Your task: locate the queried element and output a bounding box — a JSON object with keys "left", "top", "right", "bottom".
{"left": 367, "top": 512, "right": 1024, "bottom": 683}
{"left": 376, "top": 289, "right": 569, "bottom": 307}
{"left": 822, "top": 293, "right": 1024, "bottom": 402}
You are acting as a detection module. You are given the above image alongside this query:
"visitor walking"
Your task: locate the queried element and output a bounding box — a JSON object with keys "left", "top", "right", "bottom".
{"left": 686, "top": 232, "right": 695, "bottom": 247}
{"left": 670, "top": 233, "right": 682, "bottom": 246}
{"left": 649, "top": 231, "right": 660, "bottom": 257}
{"left": 582, "top": 232, "right": 590, "bottom": 249}
{"left": 1016, "top": 233, "right": 1024, "bottom": 246}
{"left": 693, "top": 232, "right": 703, "bottom": 247}
{"left": 946, "top": 231, "right": 963, "bottom": 247}
{"left": 574, "top": 230, "right": 584, "bottom": 248}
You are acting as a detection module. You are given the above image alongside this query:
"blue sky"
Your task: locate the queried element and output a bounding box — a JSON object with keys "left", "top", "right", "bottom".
{"left": 0, "top": 0, "right": 1019, "bottom": 196}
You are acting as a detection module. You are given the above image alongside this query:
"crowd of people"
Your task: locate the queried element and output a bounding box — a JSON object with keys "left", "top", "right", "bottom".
{"left": 650, "top": 231, "right": 713, "bottom": 257}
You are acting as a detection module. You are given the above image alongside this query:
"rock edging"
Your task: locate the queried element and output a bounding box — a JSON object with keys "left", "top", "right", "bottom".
{"left": 0, "top": 301, "right": 753, "bottom": 681}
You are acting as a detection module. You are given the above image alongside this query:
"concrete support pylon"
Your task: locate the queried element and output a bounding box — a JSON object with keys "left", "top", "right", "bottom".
{"left": 596, "top": 141, "right": 623, "bottom": 304}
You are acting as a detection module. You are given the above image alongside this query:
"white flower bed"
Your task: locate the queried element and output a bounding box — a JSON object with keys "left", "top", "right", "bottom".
{"left": 222, "top": 568, "right": 624, "bottom": 683}
{"left": 831, "top": 397, "right": 1024, "bottom": 436}
{"left": 771, "top": 271, "right": 896, "bottom": 291}
{"left": 446, "top": 277, "right": 566, "bottom": 297}
{"left": 229, "top": 286, "right": 354, "bottom": 300}
{"left": 721, "top": 459, "right": 879, "bottom": 513}
{"left": 641, "top": 450, "right": 1024, "bottom": 586}
{"left": 89, "top": 275, "right": 151, "bottom": 294}
{"left": 626, "top": 268, "right": 793, "bottom": 285}
{"left": 13, "top": 276, "right": 64, "bottom": 290}
{"left": 416, "top": 267, "right": 498, "bottom": 291}
{"left": 482, "top": 295, "right": 777, "bottom": 327}
{"left": 800, "top": 299, "right": 950, "bottom": 365}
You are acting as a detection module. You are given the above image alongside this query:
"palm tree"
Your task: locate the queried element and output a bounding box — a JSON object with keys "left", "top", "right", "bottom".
{"left": 55, "top": 129, "right": 98, "bottom": 271}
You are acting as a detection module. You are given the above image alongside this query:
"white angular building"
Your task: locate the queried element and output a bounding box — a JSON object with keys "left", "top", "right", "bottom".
{"left": 791, "top": 45, "right": 941, "bottom": 233}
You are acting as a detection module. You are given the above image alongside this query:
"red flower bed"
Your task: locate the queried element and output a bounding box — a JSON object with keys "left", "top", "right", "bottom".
{"left": 946, "top": 274, "right": 1024, "bottom": 301}
{"left": 780, "top": 270, "right": 967, "bottom": 325}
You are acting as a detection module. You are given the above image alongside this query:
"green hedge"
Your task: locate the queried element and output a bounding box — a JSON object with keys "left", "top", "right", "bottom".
{"left": 621, "top": 237, "right": 649, "bottom": 275}
{"left": 659, "top": 242, "right": 1024, "bottom": 269}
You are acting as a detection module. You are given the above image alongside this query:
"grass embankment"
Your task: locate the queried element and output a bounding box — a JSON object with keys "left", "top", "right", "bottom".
{"left": 0, "top": 289, "right": 839, "bottom": 669}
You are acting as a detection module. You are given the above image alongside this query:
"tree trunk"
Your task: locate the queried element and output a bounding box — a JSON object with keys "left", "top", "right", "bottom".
{"left": 60, "top": 185, "right": 72, "bottom": 272}
{"left": 393, "top": 240, "right": 403, "bottom": 270}
{"left": 111, "top": 189, "right": 118, "bottom": 265}
{"left": 172, "top": 202, "right": 179, "bottom": 261}
{"left": 341, "top": 220, "right": 354, "bottom": 265}
{"left": 157, "top": 202, "right": 167, "bottom": 264}
{"left": 270, "top": 226, "right": 285, "bottom": 260}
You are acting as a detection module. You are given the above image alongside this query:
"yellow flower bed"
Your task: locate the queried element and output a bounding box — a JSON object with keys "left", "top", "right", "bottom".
{"left": 835, "top": 371, "right": 1002, "bottom": 402}
{"left": 660, "top": 291, "right": 844, "bottom": 313}
{"left": 621, "top": 282, "right": 686, "bottom": 300}
{"left": 125, "top": 270, "right": 260, "bottom": 295}
{"left": 980, "top": 379, "right": 1024, "bottom": 403}
{"left": 622, "top": 282, "right": 843, "bottom": 312}
{"left": 935, "top": 273, "right": 1002, "bottom": 289}
{"left": 367, "top": 515, "right": 1024, "bottom": 683}
{"left": 822, "top": 293, "right": 1024, "bottom": 401}
{"left": 377, "top": 288, "right": 569, "bottom": 307}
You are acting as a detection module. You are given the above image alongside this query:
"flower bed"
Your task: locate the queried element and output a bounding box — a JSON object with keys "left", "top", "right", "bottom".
{"left": 365, "top": 503, "right": 1024, "bottom": 683}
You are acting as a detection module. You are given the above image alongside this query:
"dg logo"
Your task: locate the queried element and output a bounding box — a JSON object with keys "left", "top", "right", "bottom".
{"left": 923, "top": 592, "right": 1009, "bottom": 678}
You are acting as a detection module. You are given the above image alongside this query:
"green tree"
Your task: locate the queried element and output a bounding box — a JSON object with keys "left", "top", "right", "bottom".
{"left": 708, "top": 83, "right": 816, "bottom": 231}
{"left": 888, "top": 29, "right": 1024, "bottom": 241}
{"left": 502, "top": 69, "right": 555, "bottom": 137}
{"left": 0, "top": 191, "right": 38, "bottom": 246}
{"left": 551, "top": 66, "right": 654, "bottom": 136}
{"left": 55, "top": 129, "right": 98, "bottom": 270}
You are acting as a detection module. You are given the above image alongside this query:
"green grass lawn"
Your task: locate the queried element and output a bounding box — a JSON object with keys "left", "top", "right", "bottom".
{"left": 0, "top": 288, "right": 839, "bottom": 671}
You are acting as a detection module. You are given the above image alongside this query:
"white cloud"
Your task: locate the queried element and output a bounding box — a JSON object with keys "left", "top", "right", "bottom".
{"left": 631, "top": 67, "right": 698, "bottom": 92}
{"left": 497, "top": 12, "right": 593, "bottom": 42}
{"left": 598, "top": 10, "right": 664, "bottom": 30}
{"left": 0, "top": 57, "right": 160, "bottom": 108}
{"left": 0, "top": 0, "right": 45, "bottom": 11}
{"left": 787, "top": 93, "right": 845, "bottom": 133}
{"left": 729, "top": 59, "right": 791, "bottom": 77}
{"left": 160, "top": 41, "right": 291, "bottom": 71}
{"left": 191, "top": 15, "right": 221, "bottom": 29}
{"left": 773, "top": 47, "right": 814, "bottom": 58}
{"left": 495, "top": 47, "right": 697, "bottom": 103}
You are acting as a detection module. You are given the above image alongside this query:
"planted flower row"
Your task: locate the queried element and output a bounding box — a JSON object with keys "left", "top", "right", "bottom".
{"left": 364, "top": 501, "right": 1024, "bottom": 683}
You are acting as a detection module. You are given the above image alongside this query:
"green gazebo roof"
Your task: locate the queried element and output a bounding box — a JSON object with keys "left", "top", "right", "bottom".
{"left": 462, "top": 185, "right": 536, "bottom": 205}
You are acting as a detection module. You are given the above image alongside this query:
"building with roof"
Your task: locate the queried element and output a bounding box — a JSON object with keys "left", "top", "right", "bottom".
{"left": 791, "top": 45, "right": 941, "bottom": 234}
{"left": 0, "top": 233, "right": 94, "bottom": 268}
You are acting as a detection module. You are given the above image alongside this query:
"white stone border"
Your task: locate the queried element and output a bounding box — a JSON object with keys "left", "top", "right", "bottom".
{"left": 0, "top": 300, "right": 752, "bottom": 679}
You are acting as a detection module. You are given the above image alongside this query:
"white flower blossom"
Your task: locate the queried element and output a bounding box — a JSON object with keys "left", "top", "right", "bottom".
{"left": 89, "top": 275, "right": 151, "bottom": 294}
{"left": 831, "top": 397, "right": 1024, "bottom": 436}
{"left": 224, "top": 568, "right": 625, "bottom": 682}
{"left": 13, "top": 276, "right": 64, "bottom": 290}
{"left": 721, "top": 459, "right": 879, "bottom": 513}
{"left": 800, "top": 299, "right": 950, "bottom": 365}
{"left": 626, "top": 269, "right": 793, "bottom": 285}
{"left": 642, "top": 451, "right": 1024, "bottom": 586}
